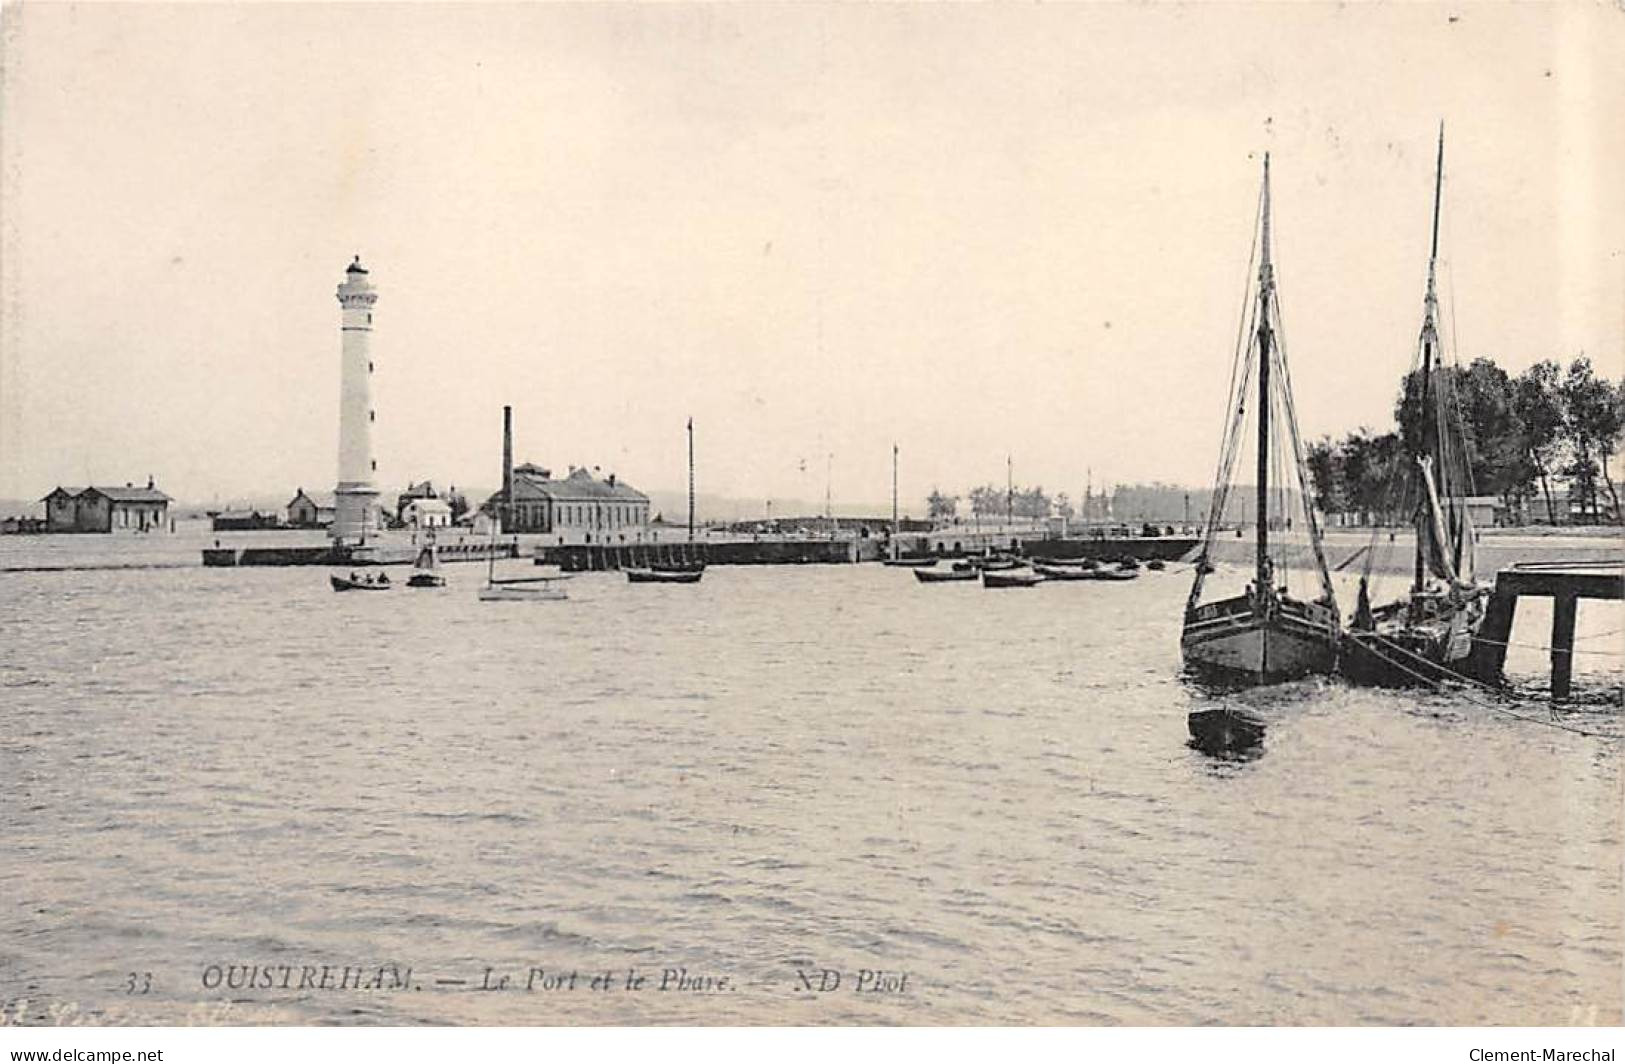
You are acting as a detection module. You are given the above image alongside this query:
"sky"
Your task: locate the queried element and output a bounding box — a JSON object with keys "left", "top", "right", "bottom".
{"left": 1, "top": 3, "right": 1620, "bottom": 512}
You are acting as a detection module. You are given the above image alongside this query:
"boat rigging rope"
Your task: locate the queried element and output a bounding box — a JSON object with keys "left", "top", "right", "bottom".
{"left": 1191, "top": 191, "right": 1265, "bottom": 607}
{"left": 1463, "top": 630, "right": 1625, "bottom": 657}
{"left": 1200, "top": 185, "right": 1265, "bottom": 546}
{"left": 1266, "top": 273, "right": 1336, "bottom": 602}
{"left": 1361, "top": 331, "right": 1427, "bottom": 592}
{"left": 1357, "top": 630, "right": 1621, "bottom": 740}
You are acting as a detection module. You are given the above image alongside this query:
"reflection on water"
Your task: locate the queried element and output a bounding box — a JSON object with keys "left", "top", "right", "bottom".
{"left": 1, "top": 535, "right": 1620, "bottom": 1025}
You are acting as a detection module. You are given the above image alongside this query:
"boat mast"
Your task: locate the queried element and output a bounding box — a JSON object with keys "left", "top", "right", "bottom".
{"left": 1414, "top": 125, "right": 1444, "bottom": 593}
{"left": 1255, "top": 153, "right": 1274, "bottom": 589}
{"left": 1006, "top": 454, "right": 1013, "bottom": 531}
{"left": 891, "top": 443, "right": 899, "bottom": 561}
{"left": 825, "top": 453, "right": 832, "bottom": 529}
{"left": 687, "top": 417, "right": 695, "bottom": 544}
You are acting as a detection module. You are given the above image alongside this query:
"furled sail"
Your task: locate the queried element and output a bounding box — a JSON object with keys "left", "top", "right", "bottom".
{"left": 1417, "top": 457, "right": 1457, "bottom": 584}
{"left": 1451, "top": 487, "right": 1476, "bottom": 586}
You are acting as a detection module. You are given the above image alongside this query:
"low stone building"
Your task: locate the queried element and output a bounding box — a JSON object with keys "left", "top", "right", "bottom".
{"left": 211, "top": 509, "right": 280, "bottom": 532}
{"left": 43, "top": 487, "right": 84, "bottom": 532}
{"left": 286, "top": 488, "right": 337, "bottom": 529}
{"left": 40, "top": 480, "right": 171, "bottom": 533}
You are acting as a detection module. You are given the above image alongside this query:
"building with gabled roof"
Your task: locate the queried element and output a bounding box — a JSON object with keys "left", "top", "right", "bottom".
{"left": 486, "top": 464, "right": 651, "bottom": 544}
{"left": 42, "top": 487, "right": 85, "bottom": 532}
{"left": 286, "top": 488, "right": 337, "bottom": 529}
{"left": 40, "top": 479, "right": 171, "bottom": 533}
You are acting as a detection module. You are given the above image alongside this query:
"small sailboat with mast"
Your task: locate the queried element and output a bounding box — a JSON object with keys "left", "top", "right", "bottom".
{"left": 1342, "top": 126, "right": 1489, "bottom": 686}
{"left": 480, "top": 420, "right": 568, "bottom": 602}
{"left": 627, "top": 417, "right": 705, "bottom": 584}
{"left": 884, "top": 442, "right": 934, "bottom": 567}
{"left": 1181, "top": 153, "right": 1340, "bottom": 686}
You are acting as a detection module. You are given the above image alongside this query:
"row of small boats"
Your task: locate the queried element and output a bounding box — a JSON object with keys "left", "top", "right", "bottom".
{"left": 330, "top": 569, "right": 443, "bottom": 591}
{"left": 332, "top": 548, "right": 705, "bottom": 598}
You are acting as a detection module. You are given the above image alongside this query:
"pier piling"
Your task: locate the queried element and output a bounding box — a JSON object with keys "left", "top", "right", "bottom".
{"left": 1472, "top": 562, "right": 1622, "bottom": 701}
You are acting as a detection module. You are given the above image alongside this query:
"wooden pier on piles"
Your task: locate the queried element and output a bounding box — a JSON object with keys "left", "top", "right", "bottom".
{"left": 1472, "top": 561, "right": 1624, "bottom": 700}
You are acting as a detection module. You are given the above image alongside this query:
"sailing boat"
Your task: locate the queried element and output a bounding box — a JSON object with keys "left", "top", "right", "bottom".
{"left": 627, "top": 418, "right": 705, "bottom": 584}
{"left": 406, "top": 537, "right": 445, "bottom": 588}
{"left": 1181, "top": 154, "right": 1340, "bottom": 685}
{"left": 1342, "top": 127, "right": 1489, "bottom": 686}
{"left": 883, "top": 442, "right": 932, "bottom": 567}
{"left": 479, "top": 498, "right": 568, "bottom": 602}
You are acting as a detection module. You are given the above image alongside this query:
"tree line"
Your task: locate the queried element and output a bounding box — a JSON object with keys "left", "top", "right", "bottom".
{"left": 1306, "top": 355, "right": 1623, "bottom": 524}
{"left": 928, "top": 484, "right": 1071, "bottom": 521}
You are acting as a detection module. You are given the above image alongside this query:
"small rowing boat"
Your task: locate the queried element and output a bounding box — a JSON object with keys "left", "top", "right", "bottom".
{"left": 1187, "top": 706, "right": 1266, "bottom": 754}
{"left": 982, "top": 568, "right": 1043, "bottom": 589}
{"left": 627, "top": 567, "right": 704, "bottom": 584}
{"left": 331, "top": 573, "right": 391, "bottom": 592}
{"left": 915, "top": 566, "right": 977, "bottom": 583}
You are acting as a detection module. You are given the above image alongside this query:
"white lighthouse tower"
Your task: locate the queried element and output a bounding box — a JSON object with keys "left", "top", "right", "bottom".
{"left": 333, "top": 256, "right": 380, "bottom": 544}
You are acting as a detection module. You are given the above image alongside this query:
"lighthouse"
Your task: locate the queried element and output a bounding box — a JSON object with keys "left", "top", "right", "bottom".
{"left": 333, "top": 256, "right": 380, "bottom": 543}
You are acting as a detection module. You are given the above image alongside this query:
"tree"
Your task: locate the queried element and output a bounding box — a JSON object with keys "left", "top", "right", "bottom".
{"left": 967, "top": 484, "right": 1002, "bottom": 517}
{"left": 1305, "top": 437, "right": 1340, "bottom": 515}
{"left": 1396, "top": 357, "right": 1531, "bottom": 505}
{"left": 1332, "top": 428, "right": 1402, "bottom": 525}
{"left": 1014, "top": 486, "right": 1051, "bottom": 519}
{"left": 926, "top": 489, "right": 958, "bottom": 520}
{"left": 1562, "top": 356, "right": 1624, "bottom": 523}
{"left": 1604, "top": 379, "right": 1625, "bottom": 522}
{"left": 1053, "top": 492, "right": 1074, "bottom": 521}
{"left": 446, "top": 486, "right": 469, "bottom": 524}
{"left": 1512, "top": 360, "right": 1566, "bottom": 523}
{"left": 1455, "top": 358, "right": 1530, "bottom": 502}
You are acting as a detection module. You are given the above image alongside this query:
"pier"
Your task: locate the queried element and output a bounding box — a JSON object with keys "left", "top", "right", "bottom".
{"left": 201, "top": 539, "right": 519, "bottom": 567}
{"left": 538, "top": 539, "right": 863, "bottom": 571}
{"left": 1473, "top": 561, "right": 1624, "bottom": 700}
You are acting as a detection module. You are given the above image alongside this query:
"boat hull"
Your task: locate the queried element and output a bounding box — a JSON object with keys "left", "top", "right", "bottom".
{"left": 1182, "top": 595, "right": 1338, "bottom": 684}
{"left": 331, "top": 575, "right": 390, "bottom": 592}
{"left": 914, "top": 567, "right": 976, "bottom": 583}
{"left": 982, "top": 569, "right": 1042, "bottom": 588}
{"left": 626, "top": 568, "right": 703, "bottom": 584}
{"left": 479, "top": 584, "right": 566, "bottom": 602}
{"left": 1341, "top": 588, "right": 1487, "bottom": 687}
{"left": 1188, "top": 706, "right": 1266, "bottom": 753}
{"left": 406, "top": 574, "right": 445, "bottom": 588}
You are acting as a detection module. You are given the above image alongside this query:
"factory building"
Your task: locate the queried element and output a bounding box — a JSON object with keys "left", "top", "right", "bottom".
{"left": 493, "top": 464, "right": 651, "bottom": 544}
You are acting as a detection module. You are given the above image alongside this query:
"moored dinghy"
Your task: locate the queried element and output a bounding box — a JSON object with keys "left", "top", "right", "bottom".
{"left": 1181, "top": 154, "right": 1340, "bottom": 685}
{"left": 1032, "top": 562, "right": 1096, "bottom": 581}
{"left": 982, "top": 567, "right": 1043, "bottom": 589}
{"left": 916, "top": 567, "right": 976, "bottom": 583}
{"left": 1187, "top": 705, "right": 1266, "bottom": 754}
